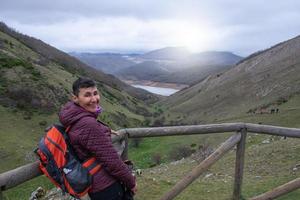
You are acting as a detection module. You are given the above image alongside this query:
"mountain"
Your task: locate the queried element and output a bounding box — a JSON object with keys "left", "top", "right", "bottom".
{"left": 116, "top": 61, "right": 171, "bottom": 81}
{"left": 161, "top": 35, "right": 300, "bottom": 124}
{"left": 139, "top": 46, "right": 190, "bottom": 60}
{"left": 116, "top": 49, "right": 242, "bottom": 84}
{"left": 152, "top": 64, "right": 233, "bottom": 85}
{"left": 150, "top": 51, "right": 242, "bottom": 84}
{"left": 70, "top": 52, "right": 136, "bottom": 74}
{"left": 73, "top": 47, "right": 242, "bottom": 85}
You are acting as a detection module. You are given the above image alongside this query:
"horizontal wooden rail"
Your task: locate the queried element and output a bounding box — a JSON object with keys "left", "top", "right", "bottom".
{"left": 245, "top": 123, "right": 300, "bottom": 138}
{"left": 0, "top": 162, "right": 41, "bottom": 191}
{"left": 123, "top": 123, "right": 245, "bottom": 138}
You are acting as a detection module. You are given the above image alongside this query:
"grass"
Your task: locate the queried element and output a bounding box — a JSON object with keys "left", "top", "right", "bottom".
{"left": 134, "top": 136, "right": 300, "bottom": 200}
{"left": 0, "top": 106, "right": 58, "bottom": 173}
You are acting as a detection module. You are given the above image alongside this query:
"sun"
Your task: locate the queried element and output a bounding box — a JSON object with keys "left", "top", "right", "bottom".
{"left": 170, "top": 21, "right": 214, "bottom": 53}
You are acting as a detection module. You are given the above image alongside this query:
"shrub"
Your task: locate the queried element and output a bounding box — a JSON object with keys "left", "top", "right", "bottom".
{"left": 169, "top": 145, "right": 195, "bottom": 161}
{"left": 151, "top": 153, "right": 162, "bottom": 166}
{"left": 131, "top": 138, "right": 143, "bottom": 148}
{"left": 39, "top": 121, "right": 47, "bottom": 126}
{"left": 0, "top": 57, "right": 33, "bottom": 69}
{"left": 192, "top": 144, "right": 214, "bottom": 163}
{"left": 276, "top": 97, "right": 288, "bottom": 105}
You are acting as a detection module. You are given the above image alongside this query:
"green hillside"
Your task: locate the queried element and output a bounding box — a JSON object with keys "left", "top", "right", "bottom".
{"left": 159, "top": 35, "right": 300, "bottom": 125}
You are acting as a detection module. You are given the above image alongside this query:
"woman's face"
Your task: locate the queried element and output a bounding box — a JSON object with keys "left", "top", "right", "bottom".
{"left": 73, "top": 86, "right": 100, "bottom": 113}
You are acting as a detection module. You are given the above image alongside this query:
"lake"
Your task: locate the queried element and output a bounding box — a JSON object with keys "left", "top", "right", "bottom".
{"left": 132, "top": 84, "right": 179, "bottom": 96}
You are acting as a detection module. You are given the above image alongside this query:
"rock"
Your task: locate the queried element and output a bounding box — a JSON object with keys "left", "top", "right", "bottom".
{"left": 204, "top": 173, "right": 213, "bottom": 179}
{"left": 293, "top": 167, "right": 298, "bottom": 171}
{"left": 29, "top": 187, "right": 46, "bottom": 200}
{"left": 262, "top": 139, "right": 270, "bottom": 144}
{"left": 41, "top": 188, "right": 77, "bottom": 200}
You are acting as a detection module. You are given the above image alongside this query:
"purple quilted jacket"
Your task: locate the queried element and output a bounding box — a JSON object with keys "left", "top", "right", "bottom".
{"left": 59, "top": 102, "right": 135, "bottom": 193}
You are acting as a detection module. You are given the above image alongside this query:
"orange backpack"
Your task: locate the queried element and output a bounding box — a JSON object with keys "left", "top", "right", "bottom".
{"left": 35, "top": 124, "right": 101, "bottom": 198}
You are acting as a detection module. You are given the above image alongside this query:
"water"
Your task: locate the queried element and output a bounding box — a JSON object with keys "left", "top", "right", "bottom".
{"left": 132, "top": 84, "right": 179, "bottom": 96}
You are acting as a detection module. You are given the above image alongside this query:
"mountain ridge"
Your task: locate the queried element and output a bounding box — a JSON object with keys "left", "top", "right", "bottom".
{"left": 161, "top": 34, "right": 300, "bottom": 124}
{"left": 73, "top": 48, "right": 243, "bottom": 85}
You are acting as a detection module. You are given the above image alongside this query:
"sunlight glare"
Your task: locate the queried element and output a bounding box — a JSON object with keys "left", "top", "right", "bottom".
{"left": 170, "top": 21, "right": 214, "bottom": 53}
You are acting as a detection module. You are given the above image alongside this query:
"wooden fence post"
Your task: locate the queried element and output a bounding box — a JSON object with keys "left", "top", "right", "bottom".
{"left": 121, "top": 132, "right": 129, "bottom": 161}
{"left": 159, "top": 133, "right": 241, "bottom": 200}
{"left": 0, "top": 189, "right": 3, "bottom": 200}
{"left": 233, "top": 128, "right": 247, "bottom": 200}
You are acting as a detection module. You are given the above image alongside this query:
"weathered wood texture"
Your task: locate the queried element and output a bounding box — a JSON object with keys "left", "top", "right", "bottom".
{"left": 121, "top": 133, "right": 129, "bottom": 161}
{"left": 0, "top": 161, "right": 41, "bottom": 191}
{"left": 250, "top": 177, "right": 300, "bottom": 200}
{"left": 159, "top": 133, "right": 241, "bottom": 200}
{"left": 233, "top": 129, "right": 247, "bottom": 200}
{"left": 125, "top": 123, "right": 244, "bottom": 138}
{"left": 123, "top": 123, "right": 300, "bottom": 138}
{"left": 246, "top": 123, "right": 300, "bottom": 138}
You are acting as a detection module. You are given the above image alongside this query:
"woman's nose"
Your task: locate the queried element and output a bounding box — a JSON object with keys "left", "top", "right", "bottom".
{"left": 91, "top": 95, "right": 97, "bottom": 102}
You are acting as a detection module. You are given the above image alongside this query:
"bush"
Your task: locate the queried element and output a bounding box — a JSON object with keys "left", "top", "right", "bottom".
{"left": 276, "top": 97, "right": 288, "bottom": 105}
{"left": 151, "top": 153, "right": 162, "bottom": 166}
{"left": 168, "top": 145, "right": 195, "bottom": 161}
{"left": 131, "top": 138, "right": 143, "bottom": 148}
{"left": 192, "top": 144, "right": 214, "bottom": 163}
{"left": 0, "top": 57, "right": 33, "bottom": 69}
{"left": 39, "top": 120, "right": 47, "bottom": 126}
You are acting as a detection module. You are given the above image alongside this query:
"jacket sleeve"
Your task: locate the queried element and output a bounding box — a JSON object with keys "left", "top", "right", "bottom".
{"left": 78, "top": 120, "right": 135, "bottom": 189}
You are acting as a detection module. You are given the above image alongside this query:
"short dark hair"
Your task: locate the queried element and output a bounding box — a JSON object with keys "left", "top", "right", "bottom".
{"left": 72, "top": 77, "right": 96, "bottom": 96}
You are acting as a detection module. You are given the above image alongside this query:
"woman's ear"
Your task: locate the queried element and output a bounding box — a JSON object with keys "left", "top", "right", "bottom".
{"left": 72, "top": 94, "right": 78, "bottom": 103}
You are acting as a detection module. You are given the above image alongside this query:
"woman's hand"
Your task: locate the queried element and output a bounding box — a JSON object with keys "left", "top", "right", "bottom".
{"left": 110, "top": 129, "right": 120, "bottom": 136}
{"left": 131, "top": 184, "right": 137, "bottom": 195}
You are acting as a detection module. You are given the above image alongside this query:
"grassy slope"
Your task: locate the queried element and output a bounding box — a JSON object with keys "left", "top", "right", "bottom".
{"left": 159, "top": 35, "right": 300, "bottom": 125}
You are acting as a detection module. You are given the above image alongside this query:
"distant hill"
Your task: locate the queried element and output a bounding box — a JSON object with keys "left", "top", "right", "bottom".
{"left": 187, "top": 51, "right": 242, "bottom": 66}
{"left": 116, "top": 61, "right": 171, "bottom": 81}
{"left": 150, "top": 51, "right": 242, "bottom": 84}
{"left": 152, "top": 64, "right": 233, "bottom": 85}
{"left": 139, "top": 46, "right": 190, "bottom": 60}
{"left": 116, "top": 49, "right": 242, "bottom": 84}
{"left": 70, "top": 52, "right": 136, "bottom": 74}
{"left": 161, "top": 35, "right": 300, "bottom": 124}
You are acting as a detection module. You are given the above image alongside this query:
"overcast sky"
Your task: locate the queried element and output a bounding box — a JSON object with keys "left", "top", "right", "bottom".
{"left": 1, "top": 0, "right": 300, "bottom": 56}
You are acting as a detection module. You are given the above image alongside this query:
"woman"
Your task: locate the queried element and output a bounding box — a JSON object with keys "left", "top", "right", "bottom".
{"left": 59, "top": 77, "right": 136, "bottom": 200}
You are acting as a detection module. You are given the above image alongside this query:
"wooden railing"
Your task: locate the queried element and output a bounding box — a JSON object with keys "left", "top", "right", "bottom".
{"left": 1, "top": 123, "right": 300, "bottom": 200}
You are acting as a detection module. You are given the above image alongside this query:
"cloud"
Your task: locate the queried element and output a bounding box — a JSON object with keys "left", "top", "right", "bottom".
{"left": 1, "top": 0, "right": 300, "bottom": 56}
